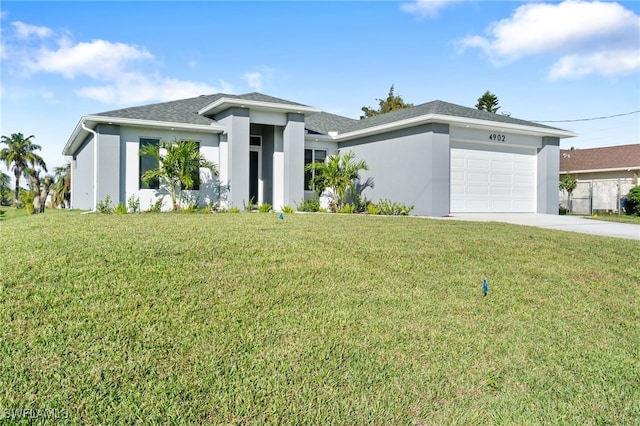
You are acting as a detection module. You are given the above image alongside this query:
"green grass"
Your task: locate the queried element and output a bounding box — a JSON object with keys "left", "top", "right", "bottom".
{"left": 2, "top": 212, "right": 639, "bottom": 424}
{"left": 587, "top": 214, "right": 640, "bottom": 225}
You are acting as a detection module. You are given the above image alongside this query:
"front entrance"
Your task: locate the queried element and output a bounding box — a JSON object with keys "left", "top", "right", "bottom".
{"left": 249, "top": 136, "right": 262, "bottom": 206}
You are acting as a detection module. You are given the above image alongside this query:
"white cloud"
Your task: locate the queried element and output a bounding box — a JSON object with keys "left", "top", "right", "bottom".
{"left": 243, "top": 72, "right": 263, "bottom": 91}
{"left": 401, "top": 0, "right": 465, "bottom": 18}
{"left": 460, "top": 0, "right": 640, "bottom": 78}
{"left": 12, "top": 21, "right": 53, "bottom": 39}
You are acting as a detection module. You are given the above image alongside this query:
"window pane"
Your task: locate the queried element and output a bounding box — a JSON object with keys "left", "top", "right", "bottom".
{"left": 304, "top": 149, "right": 313, "bottom": 190}
{"left": 250, "top": 136, "right": 262, "bottom": 146}
{"left": 140, "top": 138, "right": 159, "bottom": 189}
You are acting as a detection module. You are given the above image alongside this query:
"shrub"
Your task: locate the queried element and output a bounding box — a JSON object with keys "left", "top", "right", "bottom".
{"left": 367, "top": 203, "right": 379, "bottom": 215}
{"left": 147, "top": 196, "right": 164, "bottom": 213}
{"left": 258, "top": 203, "right": 272, "bottom": 213}
{"left": 243, "top": 197, "right": 256, "bottom": 212}
{"left": 624, "top": 185, "right": 640, "bottom": 216}
{"left": 96, "top": 196, "right": 113, "bottom": 214}
{"left": 114, "top": 202, "right": 128, "bottom": 215}
{"left": 182, "top": 202, "right": 198, "bottom": 214}
{"left": 296, "top": 198, "right": 320, "bottom": 212}
{"left": 376, "top": 199, "right": 414, "bottom": 216}
{"left": 127, "top": 195, "right": 140, "bottom": 213}
{"left": 228, "top": 206, "right": 241, "bottom": 213}
{"left": 281, "top": 205, "right": 295, "bottom": 214}
{"left": 338, "top": 203, "right": 355, "bottom": 214}
{"left": 20, "top": 191, "right": 35, "bottom": 215}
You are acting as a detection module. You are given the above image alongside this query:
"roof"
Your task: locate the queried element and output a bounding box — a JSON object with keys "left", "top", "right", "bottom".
{"left": 560, "top": 144, "right": 640, "bottom": 172}
{"left": 305, "top": 112, "right": 359, "bottom": 134}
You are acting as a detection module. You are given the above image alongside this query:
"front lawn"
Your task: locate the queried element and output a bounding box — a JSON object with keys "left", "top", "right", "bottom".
{"left": 1, "top": 212, "right": 639, "bottom": 424}
{"left": 587, "top": 213, "right": 640, "bottom": 225}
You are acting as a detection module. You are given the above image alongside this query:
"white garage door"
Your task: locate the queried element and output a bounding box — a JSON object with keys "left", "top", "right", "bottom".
{"left": 450, "top": 142, "right": 536, "bottom": 213}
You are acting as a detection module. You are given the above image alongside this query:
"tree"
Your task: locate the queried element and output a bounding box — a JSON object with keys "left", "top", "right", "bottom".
{"left": 140, "top": 138, "right": 217, "bottom": 210}
{"left": 360, "top": 85, "right": 414, "bottom": 119}
{"left": 0, "top": 172, "right": 11, "bottom": 206}
{"left": 559, "top": 174, "right": 577, "bottom": 214}
{"left": 0, "top": 133, "right": 46, "bottom": 207}
{"left": 623, "top": 185, "right": 640, "bottom": 216}
{"left": 24, "top": 167, "right": 54, "bottom": 214}
{"left": 305, "top": 150, "right": 369, "bottom": 210}
{"left": 476, "top": 91, "right": 500, "bottom": 113}
{"left": 52, "top": 162, "right": 71, "bottom": 208}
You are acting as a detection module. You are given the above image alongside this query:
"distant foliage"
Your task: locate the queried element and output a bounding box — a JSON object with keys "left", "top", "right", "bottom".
{"left": 475, "top": 91, "right": 500, "bottom": 113}
{"left": 360, "top": 85, "right": 414, "bottom": 119}
{"left": 624, "top": 185, "right": 640, "bottom": 216}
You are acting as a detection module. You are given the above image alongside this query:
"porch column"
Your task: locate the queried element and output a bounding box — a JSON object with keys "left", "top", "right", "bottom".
{"left": 282, "top": 113, "right": 305, "bottom": 207}
{"left": 537, "top": 137, "right": 560, "bottom": 214}
{"left": 215, "top": 108, "right": 250, "bottom": 209}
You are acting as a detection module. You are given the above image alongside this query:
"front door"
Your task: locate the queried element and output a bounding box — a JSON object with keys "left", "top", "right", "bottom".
{"left": 249, "top": 137, "right": 262, "bottom": 206}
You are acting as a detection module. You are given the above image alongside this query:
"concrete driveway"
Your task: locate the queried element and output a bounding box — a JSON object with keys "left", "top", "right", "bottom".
{"left": 444, "top": 213, "right": 640, "bottom": 240}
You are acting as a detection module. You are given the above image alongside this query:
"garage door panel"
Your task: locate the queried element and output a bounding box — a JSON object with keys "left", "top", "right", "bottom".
{"left": 451, "top": 144, "right": 536, "bottom": 213}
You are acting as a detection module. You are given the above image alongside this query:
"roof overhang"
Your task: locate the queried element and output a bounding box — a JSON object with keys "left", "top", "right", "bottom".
{"left": 560, "top": 166, "right": 640, "bottom": 174}
{"left": 198, "top": 97, "right": 321, "bottom": 117}
{"left": 329, "top": 114, "right": 577, "bottom": 142}
{"left": 62, "top": 115, "right": 225, "bottom": 156}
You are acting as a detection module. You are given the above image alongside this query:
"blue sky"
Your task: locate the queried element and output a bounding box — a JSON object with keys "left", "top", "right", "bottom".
{"left": 1, "top": 0, "right": 639, "bottom": 175}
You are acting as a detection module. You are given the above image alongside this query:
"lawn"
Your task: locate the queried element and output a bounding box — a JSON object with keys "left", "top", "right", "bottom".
{"left": 1, "top": 212, "right": 639, "bottom": 424}
{"left": 587, "top": 214, "right": 640, "bottom": 225}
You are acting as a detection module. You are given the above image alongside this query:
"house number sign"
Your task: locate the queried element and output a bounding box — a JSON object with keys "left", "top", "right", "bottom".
{"left": 489, "top": 133, "right": 506, "bottom": 142}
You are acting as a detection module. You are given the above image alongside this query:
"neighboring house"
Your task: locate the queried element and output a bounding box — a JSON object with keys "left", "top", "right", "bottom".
{"left": 559, "top": 144, "right": 640, "bottom": 214}
{"left": 62, "top": 92, "right": 575, "bottom": 216}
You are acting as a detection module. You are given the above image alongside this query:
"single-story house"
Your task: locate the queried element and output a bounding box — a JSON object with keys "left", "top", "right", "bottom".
{"left": 559, "top": 144, "right": 640, "bottom": 214}
{"left": 62, "top": 92, "right": 576, "bottom": 215}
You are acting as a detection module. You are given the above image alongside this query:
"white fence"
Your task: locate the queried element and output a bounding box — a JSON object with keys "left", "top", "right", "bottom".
{"left": 559, "top": 178, "right": 636, "bottom": 215}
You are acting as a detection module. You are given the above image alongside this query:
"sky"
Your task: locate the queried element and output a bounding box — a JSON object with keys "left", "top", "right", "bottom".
{"left": 1, "top": 0, "right": 639, "bottom": 177}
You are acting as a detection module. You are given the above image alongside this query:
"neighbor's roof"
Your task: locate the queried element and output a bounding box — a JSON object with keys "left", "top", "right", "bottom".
{"left": 560, "top": 144, "right": 640, "bottom": 172}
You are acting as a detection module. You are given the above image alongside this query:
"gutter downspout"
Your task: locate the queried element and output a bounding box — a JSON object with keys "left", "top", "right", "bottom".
{"left": 81, "top": 121, "right": 98, "bottom": 211}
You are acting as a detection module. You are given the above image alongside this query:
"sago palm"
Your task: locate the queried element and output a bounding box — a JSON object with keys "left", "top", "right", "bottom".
{"left": 305, "top": 150, "right": 368, "bottom": 209}
{"left": 0, "top": 133, "right": 47, "bottom": 207}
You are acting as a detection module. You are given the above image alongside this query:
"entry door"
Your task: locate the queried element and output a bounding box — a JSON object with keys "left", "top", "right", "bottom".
{"left": 249, "top": 147, "right": 262, "bottom": 205}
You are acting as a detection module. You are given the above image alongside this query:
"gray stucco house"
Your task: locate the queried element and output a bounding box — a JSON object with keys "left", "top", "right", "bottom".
{"left": 62, "top": 92, "right": 576, "bottom": 215}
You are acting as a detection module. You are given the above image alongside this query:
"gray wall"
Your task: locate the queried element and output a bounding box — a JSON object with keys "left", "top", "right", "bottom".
{"left": 216, "top": 108, "right": 250, "bottom": 208}
{"left": 537, "top": 137, "right": 560, "bottom": 214}
{"left": 339, "top": 124, "right": 451, "bottom": 216}
{"left": 95, "top": 124, "right": 121, "bottom": 206}
{"left": 71, "top": 134, "right": 94, "bottom": 210}
{"left": 283, "top": 113, "right": 305, "bottom": 206}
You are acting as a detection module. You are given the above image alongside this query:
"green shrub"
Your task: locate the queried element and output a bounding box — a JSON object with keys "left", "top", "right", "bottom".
{"left": 297, "top": 198, "right": 320, "bottom": 212}
{"left": 281, "top": 205, "right": 295, "bottom": 214}
{"left": 183, "top": 202, "right": 198, "bottom": 214}
{"left": 338, "top": 203, "right": 355, "bottom": 214}
{"left": 624, "top": 185, "right": 640, "bottom": 216}
{"left": 228, "top": 206, "right": 240, "bottom": 213}
{"left": 258, "top": 203, "right": 273, "bottom": 213}
{"left": 243, "top": 197, "right": 256, "bottom": 212}
{"left": 127, "top": 195, "right": 140, "bottom": 213}
{"left": 367, "top": 203, "right": 379, "bottom": 215}
{"left": 96, "top": 196, "right": 113, "bottom": 214}
{"left": 20, "top": 191, "right": 35, "bottom": 215}
{"left": 147, "top": 196, "right": 164, "bottom": 213}
{"left": 376, "top": 199, "right": 414, "bottom": 216}
{"left": 114, "top": 202, "right": 128, "bottom": 215}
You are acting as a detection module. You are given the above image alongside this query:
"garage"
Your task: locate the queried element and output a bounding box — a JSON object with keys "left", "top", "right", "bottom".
{"left": 450, "top": 142, "right": 537, "bottom": 213}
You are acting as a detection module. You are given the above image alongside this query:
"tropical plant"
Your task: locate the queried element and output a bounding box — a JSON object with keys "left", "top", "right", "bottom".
{"left": 0, "top": 133, "right": 46, "bottom": 208}
{"left": 52, "top": 163, "right": 71, "bottom": 208}
{"left": 376, "top": 199, "right": 414, "bottom": 216}
{"left": 475, "top": 91, "right": 500, "bottom": 113}
{"left": 305, "top": 150, "right": 369, "bottom": 210}
{"left": 127, "top": 195, "right": 140, "bottom": 213}
{"left": 281, "top": 205, "right": 295, "bottom": 214}
{"left": 559, "top": 174, "right": 577, "bottom": 214}
{"left": 296, "top": 198, "right": 320, "bottom": 212}
{"left": 360, "top": 85, "right": 414, "bottom": 119}
{"left": 623, "top": 185, "right": 640, "bottom": 216}
{"left": 96, "top": 196, "right": 113, "bottom": 214}
{"left": 24, "top": 167, "right": 53, "bottom": 214}
{"left": 258, "top": 203, "right": 273, "bottom": 213}
{"left": 147, "top": 196, "right": 164, "bottom": 213}
{"left": 114, "top": 202, "right": 128, "bottom": 215}
{"left": 140, "top": 138, "right": 217, "bottom": 210}
{"left": 0, "top": 172, "right": 11, "bottom": 206}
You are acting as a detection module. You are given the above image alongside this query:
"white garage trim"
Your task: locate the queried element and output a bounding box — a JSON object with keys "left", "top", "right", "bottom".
{"left": 450, "top": 142, "right": 537, "bottom": 213}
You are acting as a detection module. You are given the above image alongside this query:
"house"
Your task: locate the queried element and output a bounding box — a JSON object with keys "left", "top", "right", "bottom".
{"left": 559, "top": 144, "right": 640, "bottom": 214}
{"left": 62, "top": 92, "right": 576, "bottom": 215}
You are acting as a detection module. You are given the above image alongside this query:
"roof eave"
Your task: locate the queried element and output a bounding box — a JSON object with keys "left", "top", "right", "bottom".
{"left": 333, "top": 114, "right": 577, "bottom": 142}
{"left": 198, "top": 97, "right": 321, "bottom": 117}
{"left": 560, "top": 166, "right": 640, "bottom": 174}
{"left": 62, "top": 115, "right": 225, "bottom": 156}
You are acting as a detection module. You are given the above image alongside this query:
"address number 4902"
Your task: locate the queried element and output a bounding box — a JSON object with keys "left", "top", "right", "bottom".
{"left": 489, "top": 134, "right": 506, "bottom": 142}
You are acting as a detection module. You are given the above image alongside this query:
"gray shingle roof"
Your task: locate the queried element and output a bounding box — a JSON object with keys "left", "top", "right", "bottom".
{"left": 305, "top": 112, "right": 359, "bottom": 134}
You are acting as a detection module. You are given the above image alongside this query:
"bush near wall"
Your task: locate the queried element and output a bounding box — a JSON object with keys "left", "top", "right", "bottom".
{"left": 624, "top": 185, "right": 640, "bottom": 216}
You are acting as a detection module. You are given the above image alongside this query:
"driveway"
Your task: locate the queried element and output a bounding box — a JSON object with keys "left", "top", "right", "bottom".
{"left": 443, "top": 213, "right": 640, "bottom": 240}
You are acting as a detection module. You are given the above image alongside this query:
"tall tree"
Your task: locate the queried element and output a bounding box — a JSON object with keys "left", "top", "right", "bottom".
{"left": 52, "top": 162, "right": 71, "bottom": 208}
{"left": 0, "top": 172, "right": 11, "bottom": 205}
{"left": 0, "top": 133, "right": 47, "bottom": 208}
{"left": 475, "top": 91, "right": 500, "bottom": 113}
{"left": 360, "top": 85, "right": 414, "bottom": 119}
{"left": 305, "top": 150, "right": 369, "bottom": 210}
{"left": 140, "top": 138, "right": 217, "bottom": 210}
{"left": 559, "top": 174, "right": 577, "bottom": 214}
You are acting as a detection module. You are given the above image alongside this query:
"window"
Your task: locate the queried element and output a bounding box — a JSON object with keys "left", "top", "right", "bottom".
{"left": 304, "top": 149, "right": 326, "bottom": 190}
{"left": 139, "top": 138, "right": 159, "bottom": 189}
{"left": 250, "top": 136, "right": 262, "bottom": 146}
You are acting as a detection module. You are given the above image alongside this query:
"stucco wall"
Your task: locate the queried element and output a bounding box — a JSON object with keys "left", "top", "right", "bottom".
{"left": 71, "top": 134, "right": 94, "bottom": 210}
{"left": 339, "top": 123, "right": 450, "bottom": 216}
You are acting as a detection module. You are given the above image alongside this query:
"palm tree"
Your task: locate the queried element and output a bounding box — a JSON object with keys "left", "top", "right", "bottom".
{"left": 140, "top": 138, "right": 217, "bottom": 210}
{"left": 0, "top": 133, "right": 47, "bottom": 207}
{"left": 475, "top": 91, "right": 500, "bottom": 113}
{"left": 305, "top": 150, "right": 369, "bottom": 210}
{"left": 52, "top": 162, "right": 71, "bottom": 208}
{"left": 0, "top": 172, "right": 10, "bottom": 205}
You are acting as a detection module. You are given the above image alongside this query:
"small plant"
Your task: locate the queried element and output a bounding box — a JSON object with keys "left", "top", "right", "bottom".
{"left": 20, "top": 191, "right": 35, "bottom": 215}
{"left": 114, "top": 202, "right": 128, "bottom": 215}
{"left": 296, "top": 197, "right": 320, "bottom": 212}
{"left": 228, "top": 206, "right": 240, "bottom": 213}
{"left": 96, "top": 195, "right": 113, "bottom": 214}
{"left": 623, "top": 185, "right": 640, "bottom": 216}
{"left": 281, "top": 205, "right": 295, "bottom": 214}
{"left": 376, "top": 199, "right": 414, "bottom": 216}
{"left": 183, "top": 201, "right": 198, "bottom": 213}
{"left": 243, "top": 197, "right": 256, "bottom": 212}
{"left": 367, "top": 203, "right": 379, "bottom": 215}
{"left": 207, "top": 198, "right": 221, "bottom": 213}
{"left": 147, "top": 196, "right": 164, "bottom": 213}
{"left": 338, "top": 203, "right": 354, "bottom": 214}
{"left": 258, "top": 203, "right": 273, "bottom": 213}
{"left": 127, "top": 195, "right": 140, "bottom": 213}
